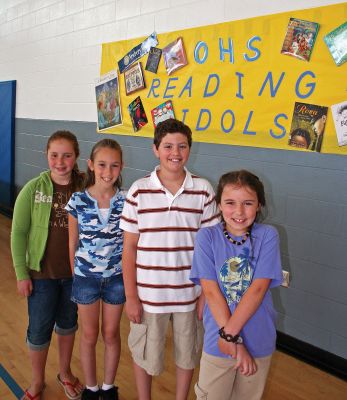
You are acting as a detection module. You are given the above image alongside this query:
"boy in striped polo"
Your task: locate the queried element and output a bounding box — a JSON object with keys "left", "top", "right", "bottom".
{"left": 120, "top": 119, "right": 219, "bottom": 400}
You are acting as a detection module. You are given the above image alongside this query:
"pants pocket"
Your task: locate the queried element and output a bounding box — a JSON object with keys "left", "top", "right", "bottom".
{"left": 194, "top": 383, "right": 208, "bottom": 400}
{"left": 128, "top": 322, "right": 147, "bottom": 361}
{"left": 195, "top": 317, "right": 204, "bottom": 353}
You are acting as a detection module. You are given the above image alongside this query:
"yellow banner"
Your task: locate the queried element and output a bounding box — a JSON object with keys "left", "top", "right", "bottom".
{"left": 100, "top": 3, "right": 347, "bottom": 155}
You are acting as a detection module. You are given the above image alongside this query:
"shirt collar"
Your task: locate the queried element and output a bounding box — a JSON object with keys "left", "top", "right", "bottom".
{"left": 150, "top": 166, "right": 194, "bottom": 190}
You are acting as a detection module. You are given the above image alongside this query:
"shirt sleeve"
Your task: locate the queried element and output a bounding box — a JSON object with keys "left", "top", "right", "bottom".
{"left": 11, "top": 182, "right": 33, "bottom": 280}
{"left": 190, "top": 227, "right": 218, "bottom": 285}
{"left": 201, "top": 180, "right": 220, "bottom": 227}
{"left": 119, "top": 182, "right": 139, "bottom": 234}
{"left": 65, "top": 192, "right": 78, "bottom": 218}
{"left": 253, "top": 225, "right": 283, "bottom": 288}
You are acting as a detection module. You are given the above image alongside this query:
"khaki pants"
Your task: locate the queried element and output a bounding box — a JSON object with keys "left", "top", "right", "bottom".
{"left": 195, "top": 351, "right": 272, "bottom": 400}
{"left": 128, "top": 310, "right": 203, "bottom": 376}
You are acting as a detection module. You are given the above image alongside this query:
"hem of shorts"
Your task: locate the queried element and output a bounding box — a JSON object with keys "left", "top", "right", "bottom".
{"left": 72, "top": 297, "right": 125, "bottom": 305}
{"left": 54, "top": 324, "right": 78, "bottom": 336}
{"left": 103, "top": 299, "right": 126, "bottom": 305}
{"left": 176, "top": 359, "right": 199, "bottom": 371}
{"left": 71, "top": 296, "right": 99, "bottom": 305}
{"left": 132, "top": 356, "right": 163, "bottom": 377}
{"left": 26, "top": 338, "right": 51, "bottom": 351}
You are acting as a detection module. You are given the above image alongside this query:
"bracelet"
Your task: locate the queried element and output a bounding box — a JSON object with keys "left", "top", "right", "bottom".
{"left": 218, "top": 327, "right": 243, "bottom": 344}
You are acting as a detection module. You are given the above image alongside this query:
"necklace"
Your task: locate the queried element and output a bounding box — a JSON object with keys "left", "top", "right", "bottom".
{"left": 223, "top": 226, "right": 250, "bottom": 246}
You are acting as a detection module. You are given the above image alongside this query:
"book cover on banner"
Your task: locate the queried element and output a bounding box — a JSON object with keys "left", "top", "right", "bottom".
{"left": 95, "top": 70, "right": 122, "bottom": 131}
{"left": 162, "top": 37, "right": 188, "bottom": 75}
{"left": 281, "top": 18, "right": 319, "bottom": 61}
{"left": 124, "top": 62, "right": 145, "bottom": 95}
{"left": 118, "top": 32, "right": 158, "bottom": 73}
{"left": 331, "top": 101, "right": 347, "bottom": 146}
{"left": 145, "top": 47, "right": 162, "bottom": 73}
{"left": 288, "top": 102, "right": 328, "bottom": 152}
{"left": 324, "top": 21, "right": 347, "bottom": 66}
{"left": 128, "top": 96, "right": 148, "bottom": 132}
{"left": 151, "top": 100, "right": 175, "bottom": 128}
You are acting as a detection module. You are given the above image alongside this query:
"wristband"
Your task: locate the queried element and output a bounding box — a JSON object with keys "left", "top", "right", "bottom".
{"left": 218, "top": 327, "right": 243, "bottom": 344}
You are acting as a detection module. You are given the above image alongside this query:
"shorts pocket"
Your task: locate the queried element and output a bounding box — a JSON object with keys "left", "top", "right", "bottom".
{"left": 194, "top": 383, "right": 208, "bottom": 399}
{"left": 195, "top": 317, "right": 204, "bottom": 353}
{"left": 128, "top": 322, "right": 147, "bottom": 361}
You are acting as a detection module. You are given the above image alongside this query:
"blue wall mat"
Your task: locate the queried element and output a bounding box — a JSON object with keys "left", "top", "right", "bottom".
{"left": 0, "top": 80, "right": 16, "bottom": 209}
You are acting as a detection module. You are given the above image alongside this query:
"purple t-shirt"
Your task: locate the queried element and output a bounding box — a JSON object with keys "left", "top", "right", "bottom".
{"left": 190, "top": 222, "right": 282, "bottom": 358}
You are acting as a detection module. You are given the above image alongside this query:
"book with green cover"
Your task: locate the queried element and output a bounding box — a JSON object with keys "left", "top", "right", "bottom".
{"left": 324, "top": 21, "right": 347, "bottom": 66}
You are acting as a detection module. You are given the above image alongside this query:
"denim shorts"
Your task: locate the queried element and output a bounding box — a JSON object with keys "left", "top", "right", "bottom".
{"left": 71, "top": 273, "right": 125, "bottom": 305}
{"left": 27, "top": 278, "right": 78, "bottom": 351}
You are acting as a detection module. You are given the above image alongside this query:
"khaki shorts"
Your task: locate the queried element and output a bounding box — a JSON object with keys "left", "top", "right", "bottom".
{"left": 195, "top": 351, "right": 272, "bottom": 400}
{"left": 128, "top": 310, "right": 203, "bottom": 376}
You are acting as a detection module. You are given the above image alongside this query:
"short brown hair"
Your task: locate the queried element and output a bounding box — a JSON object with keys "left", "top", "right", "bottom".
{"left": 153, "top": 119, "right": 192, "bottom": 149}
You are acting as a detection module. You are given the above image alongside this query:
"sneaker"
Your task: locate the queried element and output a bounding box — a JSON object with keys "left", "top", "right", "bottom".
{"left": 81, "top": 388, "right": 101, "bottom": 400}
{"left": 100, "top": 386, "right": 118, "bottom": 400}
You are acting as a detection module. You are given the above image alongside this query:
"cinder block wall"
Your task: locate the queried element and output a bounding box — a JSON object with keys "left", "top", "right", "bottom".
{"left": 1, "top": 0, "right": 346, "bottom": 359}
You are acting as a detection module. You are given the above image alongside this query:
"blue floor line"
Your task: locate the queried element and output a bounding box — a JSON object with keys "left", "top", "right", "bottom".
{"left": 0, "top": 363, "right": 24, "bottom": 399}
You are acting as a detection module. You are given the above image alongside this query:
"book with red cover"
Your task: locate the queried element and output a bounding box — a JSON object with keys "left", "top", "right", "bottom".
{"left": 281, "top": 18, "right": 319, "bottom": 61}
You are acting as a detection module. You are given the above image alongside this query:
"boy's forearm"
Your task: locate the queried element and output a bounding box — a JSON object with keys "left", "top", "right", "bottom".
{"left": 123, "top": 259, "right": 138, "bottom": 299}
{"left": 122, "top": 231, "right": 140, "bottom": 299}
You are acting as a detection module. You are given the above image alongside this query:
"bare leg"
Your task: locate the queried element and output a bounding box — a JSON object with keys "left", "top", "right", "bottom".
{"left": 26, "top": 348, "right": 49, "bottom": 395}
{"left": 57, "top": 333, "right": 83, "bottom": 396}
{"left": 101, "top": 303, "right": 123, "bottom": 384}
{"left": 175, "top": 366, "right": 194, "bottom": 400}
{"left": 133, "top": 362, "right": 152, "bottom": 400}
{"left": 78, "top": 301, "right": 100, "bottom": 387}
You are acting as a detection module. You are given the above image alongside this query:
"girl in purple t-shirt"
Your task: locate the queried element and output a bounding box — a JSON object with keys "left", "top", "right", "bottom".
{"left": 190, "top": 170, "right": 283, "bottom": 400}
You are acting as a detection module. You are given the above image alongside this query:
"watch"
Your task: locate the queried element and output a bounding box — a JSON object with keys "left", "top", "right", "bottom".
{"left": 218, "top": 327, "right": 243, "bottom": 344}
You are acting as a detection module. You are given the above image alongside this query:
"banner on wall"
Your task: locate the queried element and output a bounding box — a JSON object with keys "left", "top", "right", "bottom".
{"left": 100, "top": 3, "right": 347, "bottom": 155}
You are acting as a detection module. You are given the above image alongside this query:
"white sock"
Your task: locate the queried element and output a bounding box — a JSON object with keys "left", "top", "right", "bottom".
{"left": 86, "top": 385, "right": 99, "bottom": 392}
{"left": 102, "top": 383, "right": 114, "bottom": 391}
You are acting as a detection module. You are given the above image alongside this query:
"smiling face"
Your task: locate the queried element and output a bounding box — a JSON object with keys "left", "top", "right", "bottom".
{"left": 47, "top": 139, "right": 77, "bottom": 184}
{"left": 88, "top": 147, "right": 123, "bottom": 189}
{"left": 219, "top": 184, "right": 260, "bottom": 236}
{"left": 153, "top": 132, "right": 190, "bottom": 176}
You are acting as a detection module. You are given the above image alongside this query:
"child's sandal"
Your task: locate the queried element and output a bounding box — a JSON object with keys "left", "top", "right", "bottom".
{"left": 57, "top": 374, "right": 83, "bottom": 400}
{"left": 21, "top": 385, "right": 46, "bottom": 400}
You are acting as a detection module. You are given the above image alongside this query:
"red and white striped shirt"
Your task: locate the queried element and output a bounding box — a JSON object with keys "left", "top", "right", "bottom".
{"left": 120, "top": 167, "right": 220, "bottom": 313}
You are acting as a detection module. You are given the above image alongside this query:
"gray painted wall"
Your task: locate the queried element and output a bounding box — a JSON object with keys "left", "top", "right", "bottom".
{"left": 15, "top": 117, "right": 347, "bottom": 359}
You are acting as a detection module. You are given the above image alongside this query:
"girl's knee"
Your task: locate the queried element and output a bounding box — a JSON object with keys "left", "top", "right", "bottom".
{"left": 81, "top": 329, "right": 99, "bottom": 346}
{"left": 101, "top": 326, "right": 120, "bottom": 345}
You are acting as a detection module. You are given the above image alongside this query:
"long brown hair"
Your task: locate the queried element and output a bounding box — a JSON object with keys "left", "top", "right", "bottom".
{"left": 216, "top": 170, "right": 266, "bottom": 222}
{"left": 85, "top": 139, "right": 123, "bottom": 190}
{"left": 47, "top": 130, "right": 85, "bottom": 192}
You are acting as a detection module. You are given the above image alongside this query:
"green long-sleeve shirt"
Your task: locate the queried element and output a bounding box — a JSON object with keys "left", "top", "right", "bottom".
{"left": 11, "top": 171, "right": 53, "bottom": 280}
